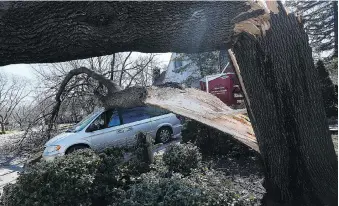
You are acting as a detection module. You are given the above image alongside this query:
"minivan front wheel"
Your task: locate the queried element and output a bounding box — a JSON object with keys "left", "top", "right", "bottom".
{"left": 156, "top": 127, "right": 172, "bottom": 143}
{"left": 65, "top": 145, "right": 89, "bottom": 154}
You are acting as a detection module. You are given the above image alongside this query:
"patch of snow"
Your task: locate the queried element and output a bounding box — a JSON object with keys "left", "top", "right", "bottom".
{"left": 0, "top": 131, "right": 26, "bottom": 193}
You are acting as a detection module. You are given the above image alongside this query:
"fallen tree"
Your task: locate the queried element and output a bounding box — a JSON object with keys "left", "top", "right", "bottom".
{"left": 49, "top": 67, "right": 258, "bottom": 151}
{"left": 1, "top": 1, "right": 337, "bottom": 205}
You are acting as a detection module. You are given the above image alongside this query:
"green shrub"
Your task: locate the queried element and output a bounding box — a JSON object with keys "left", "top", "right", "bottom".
{"left": 182, "top": 120, "right": 254, "bottom": 157}
{"left": 1, "top": 149, "right": 100, "bottom": 206}
{"left": 163, "top": 143, "right": 201, "bottom": 175}
{"left": 0, "top": 139, "right": 153, "bottom": 206}
{"left": 0, "top": 139, "right": 257, "bottom": 206}
{"left": 122, "top": 168, "right": 249, "bottom": 206}
{"left": 120, "top": 132, "right": 155, "bottom": 178}
{"left": 92, "top": 148, "right": 126, "bottom": 205}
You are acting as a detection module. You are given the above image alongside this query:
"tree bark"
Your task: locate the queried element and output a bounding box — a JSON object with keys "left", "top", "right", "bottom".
{"left": 333, "top": 1, "right": 338, "bottom": 58}
{"left": 0, "top": 1, "right": 260, "bottom": 66}
{"left": 0, "top": 122, "right": 5, "bottom": 134}
{"left": 0, "top": 115, "right": 5, "bottom": 134}
{"left": 231, "top": 3, "right": 337, "bottom": 205}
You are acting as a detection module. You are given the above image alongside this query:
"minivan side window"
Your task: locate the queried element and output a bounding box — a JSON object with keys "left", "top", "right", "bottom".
{"left": 88, "top": 113, "right": 105, "bottom": 131}
{"left": 121, "top": 107, "right": 150, "bottom": 124}
{"left": 146, "top": 106, "right": 170, "bottom": 117}
{"left": 108, "top": 111, "right": 121, "bottom": 127}
{"left": 87, "top": 109, "right": 121, "bottom": 132}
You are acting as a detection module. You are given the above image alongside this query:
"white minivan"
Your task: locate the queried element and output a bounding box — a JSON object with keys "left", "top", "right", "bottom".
{"left": 43, "top": 106, "right": 183, "bottom": 160}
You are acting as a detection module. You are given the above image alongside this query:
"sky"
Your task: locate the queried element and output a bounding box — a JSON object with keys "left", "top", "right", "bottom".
{"left": 0, "top": 53, "right": 172, "bottom": 81}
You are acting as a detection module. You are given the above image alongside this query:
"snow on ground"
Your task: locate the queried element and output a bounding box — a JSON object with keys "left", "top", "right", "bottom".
{"left": 0, "top": 131, "right": 26, "bottom": 193}
{"left": 0, "top": 161, "right": 24, "bottom": 193}
{"left": 153, "top": 138, "right": 181, "bottom": 156}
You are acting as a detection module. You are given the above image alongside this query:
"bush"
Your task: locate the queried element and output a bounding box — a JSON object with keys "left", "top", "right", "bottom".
{"left": 1, "top": 149, "right": 100, "bottom": 206}
{"left": 122, "top": 168, "right": 251, "bottom": 206}
{"left": 1, "top": 140, "right": 257, "bottom": 206}
{"left": 163, "top": 142, "right": 201, "bottom": 175}
{"left": 123, "top": 145, "right": 259, "bottom": 205}
{"left": 91, "top": 148, "right": 126, "bottom": 205}
{"left": 182, "top": 120, "right": 254, "bottom": 157}
{"left": 0, "top": 136, "right": 154, "bottom": 206}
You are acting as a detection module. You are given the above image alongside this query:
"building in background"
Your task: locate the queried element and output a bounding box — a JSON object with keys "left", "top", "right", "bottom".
{"left": 161, "top": 53, "right": 201, "bottom": 87}
{"left": 154, "top": 51, "right": 231, "bottom": 88}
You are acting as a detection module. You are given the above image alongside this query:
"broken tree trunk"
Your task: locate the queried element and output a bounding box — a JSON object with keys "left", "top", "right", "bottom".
{"left": 231, "top": 3, "right": 337, "bottom": 205}
{"left": 146, "top": 87, "right": 257, "bottom": 151}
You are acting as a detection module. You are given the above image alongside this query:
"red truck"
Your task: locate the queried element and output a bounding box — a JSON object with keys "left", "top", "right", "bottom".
{"left": 200, "top": 64, "right": 244, "bottom": 107}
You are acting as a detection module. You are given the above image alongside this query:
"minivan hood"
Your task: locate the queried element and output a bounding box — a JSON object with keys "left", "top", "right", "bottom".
{"left": 45, "top": 132, "right": 75, "bottom": 146}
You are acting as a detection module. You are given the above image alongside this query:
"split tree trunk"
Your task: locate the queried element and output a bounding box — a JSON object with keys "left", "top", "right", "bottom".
{"left": 231, "top": 4, "right": 337, "bottom": 205}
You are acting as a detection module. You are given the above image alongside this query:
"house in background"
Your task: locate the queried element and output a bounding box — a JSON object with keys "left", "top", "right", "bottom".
{"left": 161, "top": 53, "right": 201, "bottom": 88}
{"left": 153, "top": 51, "right": 245, "bottom": 107}
{"left": 153, "top": 51, "right": 231, "bottom": 88}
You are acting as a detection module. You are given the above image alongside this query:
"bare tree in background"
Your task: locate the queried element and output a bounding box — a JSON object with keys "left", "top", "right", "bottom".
{"left": 0, "top": 73, "right": 30, "bottom": 134}
{"left": 33, "top": 52, "right": 160, "bottom": 125}
{"left": 12, "top": 103, "right": 34, "bottom": 130}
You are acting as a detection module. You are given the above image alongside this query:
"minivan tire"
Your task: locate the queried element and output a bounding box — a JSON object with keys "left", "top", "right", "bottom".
{"left": 66, "top": 145, "right": 89, "bottom": 154}
{"left": 156, "top": 127, "right": 172, "bottom": 143}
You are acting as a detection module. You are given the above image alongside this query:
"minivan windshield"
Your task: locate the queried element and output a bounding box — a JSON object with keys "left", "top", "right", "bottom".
{"left": 67, "top": 110, "right": 103, "bottom": 133}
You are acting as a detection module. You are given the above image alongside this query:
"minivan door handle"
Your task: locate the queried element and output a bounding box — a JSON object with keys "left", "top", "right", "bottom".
{"left": 117, "top": 129, "right": 125, "bottom": 133}
{"left": 126, "top": 127, "right": 133, "bottom": 131}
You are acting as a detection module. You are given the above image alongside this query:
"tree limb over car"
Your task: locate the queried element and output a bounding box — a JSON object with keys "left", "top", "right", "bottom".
{"left": 51, "top": 67, "right": 258, "bottom": 151}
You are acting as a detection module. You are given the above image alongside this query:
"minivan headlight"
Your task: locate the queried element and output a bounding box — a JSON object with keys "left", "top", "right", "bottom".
{"left": 45, "top": 145, "right": 61, "bottom": 153}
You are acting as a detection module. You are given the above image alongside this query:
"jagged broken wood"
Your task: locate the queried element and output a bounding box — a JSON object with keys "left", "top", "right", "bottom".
{"left": 146, "top": 87, "right": 257, "bottom": 151}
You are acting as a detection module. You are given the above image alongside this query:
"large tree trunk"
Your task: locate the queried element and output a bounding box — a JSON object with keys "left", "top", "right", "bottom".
{"left": 0, "top": 1, "right": 258, "bottom": 66}
{"left": 231, "top": 3, "right": 337, "bottom": 205}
